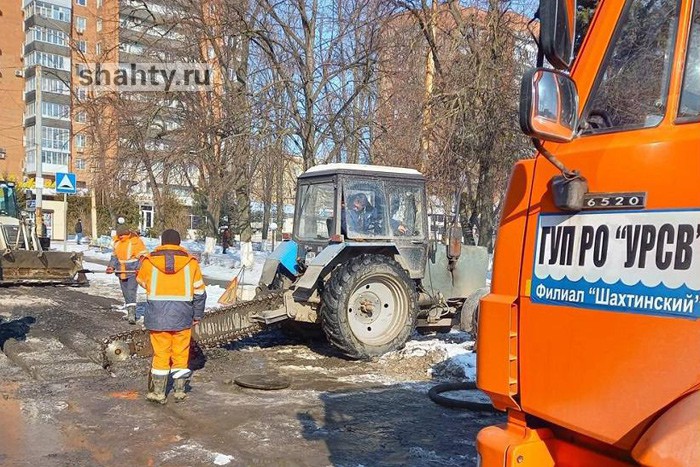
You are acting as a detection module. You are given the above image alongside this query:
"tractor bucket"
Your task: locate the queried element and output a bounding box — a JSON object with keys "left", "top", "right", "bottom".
{"left": 0, "top": 250, "right": 86, "bottom": 285}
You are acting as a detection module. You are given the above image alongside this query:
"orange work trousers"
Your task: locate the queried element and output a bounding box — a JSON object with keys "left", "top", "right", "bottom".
{"left": 149, "top": 329, "right": 191, "bottom": 376}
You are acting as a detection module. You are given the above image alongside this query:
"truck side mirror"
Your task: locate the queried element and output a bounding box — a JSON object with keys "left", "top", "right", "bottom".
{"left": 539, "top": 0, "right": 576, "bottom": 70}
{"left": 520, "top": 68, "right": 579, "bottom": 143}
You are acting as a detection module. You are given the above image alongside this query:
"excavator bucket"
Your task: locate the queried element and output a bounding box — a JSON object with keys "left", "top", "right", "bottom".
{"left": 0, "top": 250, "right": 86, "bottom": 285}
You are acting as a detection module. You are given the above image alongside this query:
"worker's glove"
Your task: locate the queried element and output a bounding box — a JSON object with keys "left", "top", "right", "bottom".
{"left": 106, "top": 267, "right": 115, "bottom": 274}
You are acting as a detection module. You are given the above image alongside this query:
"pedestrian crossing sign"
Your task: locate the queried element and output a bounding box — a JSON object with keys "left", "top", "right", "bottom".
{"left": 56, "top": 172, "right": 77, "bottom": 194}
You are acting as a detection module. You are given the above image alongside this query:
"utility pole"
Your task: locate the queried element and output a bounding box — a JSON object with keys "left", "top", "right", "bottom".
{"left": 35, "top": 65, "right": 44, "bottom": 238}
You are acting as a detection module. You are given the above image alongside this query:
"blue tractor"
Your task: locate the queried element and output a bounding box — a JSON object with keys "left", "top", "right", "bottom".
{"left": 256, "top": 164, "right": 488, "bottom": 359}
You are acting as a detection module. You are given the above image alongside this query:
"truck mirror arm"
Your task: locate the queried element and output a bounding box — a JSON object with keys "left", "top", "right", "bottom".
{"left": 532, "top": 138, "right": 589, "bottom": 212}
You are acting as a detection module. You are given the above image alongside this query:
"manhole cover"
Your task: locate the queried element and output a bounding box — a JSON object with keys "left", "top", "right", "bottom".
{"left": 234, "top": 373, "right": 291, "bottom": 390}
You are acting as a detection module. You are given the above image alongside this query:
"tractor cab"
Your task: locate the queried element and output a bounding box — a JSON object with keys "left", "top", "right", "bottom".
{"left": 294, "top": 163, "right": 428, "bottom": 277}
{"left": 0, "top": 181, "right": 21, "bottom": 250}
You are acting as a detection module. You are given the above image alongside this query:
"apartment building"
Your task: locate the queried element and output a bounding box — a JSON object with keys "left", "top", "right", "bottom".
{"left": 0, "top": 0, "right": 189, "bottom": 236}
{"left": 0, "top": 0, "right": 28, "bottom": 179}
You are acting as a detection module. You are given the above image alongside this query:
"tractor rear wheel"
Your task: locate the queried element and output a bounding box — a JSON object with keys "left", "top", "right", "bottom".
{"left": 320, "top": 254, "right": 418, "bottom": 359}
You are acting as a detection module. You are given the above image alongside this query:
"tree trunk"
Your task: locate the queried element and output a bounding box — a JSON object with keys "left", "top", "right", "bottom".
{"left": 262, "top": 200, "right": 271, "bottom": 240}
{"left": 475, "top": 159, "right": 496, "bottom": 252}
{"left": 275, "top": 157, "right": 285, "bottom": 240}
{"left": 235, "top": 171, "right": 252, "bottom": 243}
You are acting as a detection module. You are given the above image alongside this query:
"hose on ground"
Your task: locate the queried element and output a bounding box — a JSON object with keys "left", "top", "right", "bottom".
{"left": 428, "top": 381, "right": 498, "bottom": 412}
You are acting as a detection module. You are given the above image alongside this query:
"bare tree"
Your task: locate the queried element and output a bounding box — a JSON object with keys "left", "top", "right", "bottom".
{"left": 375, "top": 0, "right": 537, "bottom": 250}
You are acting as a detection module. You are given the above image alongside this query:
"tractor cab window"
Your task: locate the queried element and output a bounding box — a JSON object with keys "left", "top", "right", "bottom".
{"left": 342, "top": 179, "right": 387, "bottom": 238}
{"left": 0, "top": 184, "right": 19, "bottom": 218}
{"left": 679, "top": 0, "right": 700, "bottom": 121}
{"left": 387, "top": 183, "right": 424, "bottom": 238}
{"left": 296, "top": 182, "right": 335, "bottom": 241}
{"left": 582, "top": 0, "right": 680, "bottom": 133}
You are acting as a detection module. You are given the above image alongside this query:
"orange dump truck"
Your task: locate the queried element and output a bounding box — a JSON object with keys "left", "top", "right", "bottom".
{"left": 477, "top": 0, "right": 700, "bottom": 465}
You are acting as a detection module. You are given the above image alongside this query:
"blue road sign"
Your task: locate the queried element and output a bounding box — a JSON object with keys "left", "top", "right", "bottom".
{"left": 55, "top": 172, "right": 77, "bottom": 194}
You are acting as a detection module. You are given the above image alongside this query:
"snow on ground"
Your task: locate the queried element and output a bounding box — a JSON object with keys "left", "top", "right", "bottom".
{"left": 81, "top": 260, "right": 227, "bottom": 315}
{"left": 70, "top": 234, "right": 269, "bottom": 310}
{"left": 159, "top": 441, "right": 235, "bottom": 466}
{"left": 381, "top": 330, "right": 477, "bottom": 381}
{"left": 72, "top": 236, "right": 269, "bottom": 287}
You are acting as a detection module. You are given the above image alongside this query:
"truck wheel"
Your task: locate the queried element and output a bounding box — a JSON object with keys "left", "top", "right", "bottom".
{"left": 321, "top": 254, "right": 418, "bottom": 359}
{"left": 460, "top": 287, "right": 489, "bottom": 335}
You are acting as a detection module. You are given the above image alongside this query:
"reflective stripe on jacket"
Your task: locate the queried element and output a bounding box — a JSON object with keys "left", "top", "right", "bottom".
{"left": 136, "top": 245, "right": 207, "bottom": 331}
{"left": 108, "top": 233, "right": 148, "bottom": 279}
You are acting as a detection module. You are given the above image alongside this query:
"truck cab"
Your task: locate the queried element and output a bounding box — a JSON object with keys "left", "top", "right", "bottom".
{"left": 478, "top": 0, "right": 700, "bottom": 465}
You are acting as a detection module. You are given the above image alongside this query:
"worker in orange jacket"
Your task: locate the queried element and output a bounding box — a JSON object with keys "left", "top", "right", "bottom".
{"left": 106, "top": 225, "right": 148, "bottom": 324}
{"left": 136, "top": 229, "right": 206, "bottom": 404}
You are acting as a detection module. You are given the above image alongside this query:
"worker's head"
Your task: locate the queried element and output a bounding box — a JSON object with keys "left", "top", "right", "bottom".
{"left": 161, "top": 229, "right": 181, "bottom": 246}
{"left": 351, "top": 193, "right": 368, "bottom": 212}
{"left": 116, "top": 225, "right": 130, "bottom": 238}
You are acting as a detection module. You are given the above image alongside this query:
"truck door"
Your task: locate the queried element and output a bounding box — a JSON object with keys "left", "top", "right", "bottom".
{"left": 518, "top": 0, "right": 700, "bottom": 449}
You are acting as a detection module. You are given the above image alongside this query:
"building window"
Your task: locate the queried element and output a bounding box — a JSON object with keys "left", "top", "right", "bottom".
{"left": 24, "top": 126, "right": 36, "bottom": 147}
{"left": 75, "top": 158, "right": 86, "bottom": 170}
{"left": 76, "top": 0, "right": 86, "bottom": 6}
{"left": 141, "top": 205, "right": 154, "bottom": 231}
{"left": 76, "top": 16, "right": 87, "bottom": 33}
{"left": 76, "top": 87, "right": 88, "bottom": 101}
{"left": 25, "top": 102, "right": 36, "bottom": 118}
{"left": 42, "top": 77, "right": 70, "bottom": 95}
{"left": 25, "top": 51, "right": 71, "bottom": 71}
{"left": 96, "top": 18, "right": 102, "bottom": 32}
{"left": 29, "top": 1, "right": 70, "bottom": 22}
{"left": 28, "top": 26, "right": 68, "bottom": 47}
{"left": 95, "top": 42, "right": 101, "bottom": 55}
{"left": 76, "top": 111, "right": 87, "bottom": 123}
{"left": 41, "top": 127, "right": 70, "bottom": 151}
{"left": 25, "top": 76, "right": 36, "bottom": 93}
{"left": 41, "top": 150, "right": 69, "bottom": 166}
{"left": 42, "top": 102, "right": 71, "bottom": 120}
{"left": 75, "top": 134, "right": 86, "bottom": 149}
{"left": 97, "top": 0, "right": 102, "bottom": 7}
{"left": 76, "top": 40, "right": 87, "bottom": 53}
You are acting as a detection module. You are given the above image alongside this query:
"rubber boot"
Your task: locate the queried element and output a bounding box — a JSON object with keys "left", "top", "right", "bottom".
{"left": 146, "top": 374, "right": 168, "bottom": 404}
{"left": 173, "top": 378, "right": 188, "bottom": 402}
{"left": 127, "top": 305, "right": 136, "bottom": 325}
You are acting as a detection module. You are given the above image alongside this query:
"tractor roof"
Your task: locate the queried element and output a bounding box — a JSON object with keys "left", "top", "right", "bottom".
{"left": 300, "top": 163, "right": 424, "bottom": 181}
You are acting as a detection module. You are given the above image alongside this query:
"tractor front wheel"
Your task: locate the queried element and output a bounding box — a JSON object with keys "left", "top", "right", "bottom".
{"left": 320, "top": 254, "right": 418, "bottom": 359}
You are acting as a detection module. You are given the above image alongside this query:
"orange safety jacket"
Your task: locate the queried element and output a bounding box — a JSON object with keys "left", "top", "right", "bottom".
{"left": 136, "top": 245, "right": 207, "bottom": 331}
{"left": 108, "top": 233, "right": 148, "bottom": 280}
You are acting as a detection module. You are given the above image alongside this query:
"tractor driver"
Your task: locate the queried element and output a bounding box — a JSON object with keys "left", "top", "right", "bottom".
{"left": 346, "top": 192, "right": 380, "bottom": 235}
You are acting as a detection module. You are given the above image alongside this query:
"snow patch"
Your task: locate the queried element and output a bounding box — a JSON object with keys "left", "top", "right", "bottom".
{"left": 381, "top": 331, "right": 476, "bottom": 381}
{"left": 278, "top": 365, "right": 329, "bottom": 373}
{"left": 213, "top": 453, "right": 234, "bottom": 465}
{"left": 159, "top": 441, "right": 234, "bottom": 465}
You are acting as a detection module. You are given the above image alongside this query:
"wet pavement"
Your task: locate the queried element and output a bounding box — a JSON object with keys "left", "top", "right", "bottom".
{"left": 0, "top": 285, "right": 503, "bottom": 466}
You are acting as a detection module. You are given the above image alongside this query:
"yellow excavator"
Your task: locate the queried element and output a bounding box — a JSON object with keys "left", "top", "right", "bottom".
{"left": 0, "top": 180, "right": 85, "bottom": 285}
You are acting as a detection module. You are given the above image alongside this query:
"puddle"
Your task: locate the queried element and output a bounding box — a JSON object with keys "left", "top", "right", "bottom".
{"left": 0, "top": 382, "right": 67, "bottom": 465}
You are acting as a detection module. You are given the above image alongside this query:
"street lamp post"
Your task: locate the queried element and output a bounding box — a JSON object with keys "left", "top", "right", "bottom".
{"left": 35, "top": 65, "right": 44, "bottom": 241}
